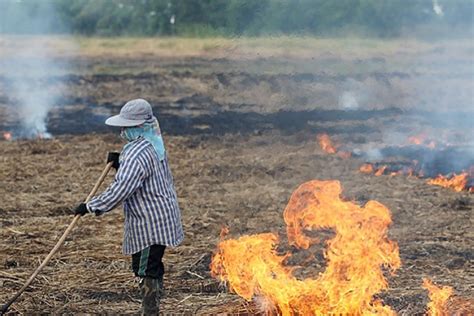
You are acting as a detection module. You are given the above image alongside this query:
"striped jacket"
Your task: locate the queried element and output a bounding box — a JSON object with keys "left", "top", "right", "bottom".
{"left": 87, "top": 137, "right": 184, "bottom": 255}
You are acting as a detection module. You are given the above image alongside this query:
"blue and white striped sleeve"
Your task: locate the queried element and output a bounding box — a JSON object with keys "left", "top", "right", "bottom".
{"left": 87, "top": 157, "right": 146, "bottom": 214}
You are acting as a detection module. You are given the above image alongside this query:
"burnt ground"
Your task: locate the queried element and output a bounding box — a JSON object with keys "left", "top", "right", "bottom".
{"left": 0, "top": 38, "right": 473, "bottom": 314}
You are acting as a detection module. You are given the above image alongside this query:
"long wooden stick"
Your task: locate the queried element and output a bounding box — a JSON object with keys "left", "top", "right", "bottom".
{"left": 1, "top": 162, "right": 113, "bottom": 315}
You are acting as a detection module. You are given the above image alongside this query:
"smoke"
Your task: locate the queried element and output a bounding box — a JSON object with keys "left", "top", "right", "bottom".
{"left": 339, "top": 79, "right": 359, "bottom": 111}
{"left": 0, "top": 1, "right": 69, "bottom": 138}
{"left": 3, "top": 45, "right": 55, "bottom": 138}
{"left": 338, "top": 91, "right": 359, "bottom": 110}
{"left": 333, "top": 13, "right": 474, "bottom": 178}
{"left": 337, "top": 78, "right": 374, "bottom": 111}
{"left": 432, "top": 0, "right": 444, "bottom": 17}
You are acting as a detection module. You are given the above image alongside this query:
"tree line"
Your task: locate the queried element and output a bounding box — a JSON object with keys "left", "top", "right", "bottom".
{"left": 0, "top": 0, "right": 472, "bottom": 37}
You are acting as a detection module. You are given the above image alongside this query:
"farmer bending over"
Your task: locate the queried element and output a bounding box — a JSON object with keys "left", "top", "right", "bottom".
{"left": 73, "top": 99, "right": 183, "bottom": 315}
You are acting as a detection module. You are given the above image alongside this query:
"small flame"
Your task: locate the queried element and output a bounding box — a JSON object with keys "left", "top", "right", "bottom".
{"left": 317, "top": 133, "right": 337, "bottom": 154}
{"left": 316, "top": 133, "right": 350, "bottom": 159}
{"left": 360, "top": 163, "right": 374, "bottom": 174}
{"left": 407, "top": 133, "right": 436, "bottom": 149}
{"left": 408, "top": 134, "right": 425, "bottom": 145}
{"left": 423, "top": 278, "right": 452, "bottom": 316}
{"left": 1, "top": 130, "right": 52, "bottom": 141}
{"left": 211, "top": 180, "right": 401, "bottom": 315}
{"left": 375, "top": 165, "right": 388, "bottom": 176}
{"left": 427, "top": 173, "right": 469, "bottom": 192}
{"left": 3, "top": 132, "right": 12, "bottom": 141}
{"left": 35, "top": 131, "right": 52, "bottom": 140}
{"left": 220, "top": 226, "right": 230, "bottom": 239}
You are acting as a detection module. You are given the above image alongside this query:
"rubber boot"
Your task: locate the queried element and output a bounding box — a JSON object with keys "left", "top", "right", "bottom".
{"left": 157, "top": 274, "right": 165, "bottom": 297}
{"left": 139, "top": 277, "right": 160, "bottom": 315}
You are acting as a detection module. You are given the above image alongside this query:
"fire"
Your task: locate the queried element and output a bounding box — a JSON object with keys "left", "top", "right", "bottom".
{"left": 423, "top": 278, "right": 453, "bottom": 316}
{"left": 316, "top": 133, "right": 351, "bottom": 159}
{"left": 358, "top": 164, "right": 388, "bottom": 176}
{"left": 375, "top": 165, "right": 388, "bottom": 176}
{"left": 3, "top": 132, "right": 12, "bottom": 141}
{"left": 211, "top": 180, "right": 401, "bottom": 315}
{"left": 408, "top": 134, "right": 425, "bottom": 145}
{"left": 360, "top": 163, "right": 471, "bottom": 191}
{"left": 317, "top": 133, "right": 337, "bottom": 154}
{"left": 0, "top": 131, "right": 52, "bottom": 141}
{"left": 360, "top": 163, "right": 374, "bottom": 174}
{"left": 427, "top": 173, "right": 469, "bottom": 192}
{"left": 407, "top": 133, "right": 436, "bottom": 149}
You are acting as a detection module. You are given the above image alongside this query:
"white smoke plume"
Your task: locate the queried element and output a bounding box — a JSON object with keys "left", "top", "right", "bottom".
{"left": 338, "top": 91, "right": 359, "bottom": 110}
{"left": 4, "top": 45, "right": 56, "bottom": 138}
{"left": 338, "top": 79, "right": 371, "bottom": 111}
{"left": 0, "top": 1, "right": 68, "bottom": 138}
{"left": 432, "top": 0, "right": 444, "bottom": 17}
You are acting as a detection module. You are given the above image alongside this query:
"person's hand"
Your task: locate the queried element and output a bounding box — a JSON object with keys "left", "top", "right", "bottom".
{"left": 107, "top": 152, "right": 120, "bottom": 170}
{"left": 73, "top": 203, "right": 89, "bottom": 216}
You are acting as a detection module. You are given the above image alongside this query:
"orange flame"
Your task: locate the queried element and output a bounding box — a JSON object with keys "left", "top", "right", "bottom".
{"left": 220, "top": 226, "right": 230, "bottom": 239}
{"left": 317, "top": 133, "right": 337, "bottom": 154}
{"left": 360, "top": 163, "right": 374, "bottom": 174}
{"left": 423, "top": 278, "right": 453, "bottom": 316}
{"left": 375, "top": 165, "right": 388, "bottom": 176}
{"left": 3, "top": 132, "right": 12, "bottom": 141}
{"left": 211, "top": 180, "right": 401, "bottom": 315}
{"left": 427, "top": 173, "right": 469, "bottom": 192}
{"left": 408, "top": 134, "right": 425, "bottom": 145}
{"left": 408, "top": 133, "right": 436, "bottom": 149}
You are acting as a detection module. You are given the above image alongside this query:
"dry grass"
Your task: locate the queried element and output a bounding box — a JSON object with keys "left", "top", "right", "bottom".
{"left": 1, "top": 132, "right": 473, "bottom": 314}
{"left": 0, "top": 35, "right": 472, "bottom": 61}
{"left": 0, "top": 33, "right": 472, "bottom": 315}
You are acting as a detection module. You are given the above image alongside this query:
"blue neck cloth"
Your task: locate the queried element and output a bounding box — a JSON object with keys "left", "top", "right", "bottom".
{"left": 121, "top": 119, "right": 165, "bottom": 161}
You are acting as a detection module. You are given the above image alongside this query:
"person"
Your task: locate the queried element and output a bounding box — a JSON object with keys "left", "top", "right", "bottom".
{"left": 73, "top": 99, "right": 184, "bottom": 315}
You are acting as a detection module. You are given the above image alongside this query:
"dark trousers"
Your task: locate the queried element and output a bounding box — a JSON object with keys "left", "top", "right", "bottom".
{"left": 132, "top": 244, "right": 166, "bottom": 280}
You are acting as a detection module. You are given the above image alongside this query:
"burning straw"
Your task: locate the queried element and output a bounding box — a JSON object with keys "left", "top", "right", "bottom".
{"left": 317, "top": 133, "right": 351, "bottom": 159}
{"left": 210, "top": 180, "right": 469, "bottom": 315}
{"left": 211, "top": 180, "right": 401, "bottom": 315}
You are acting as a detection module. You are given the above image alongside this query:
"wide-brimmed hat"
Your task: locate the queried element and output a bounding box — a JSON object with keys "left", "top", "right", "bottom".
{"left": 105, "top": 99, "right": 156, "bottom": 127}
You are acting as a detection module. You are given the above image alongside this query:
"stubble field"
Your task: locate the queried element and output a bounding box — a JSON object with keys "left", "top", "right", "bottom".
{"left": 0, "top": 36, "right": 473, "bottom": 314}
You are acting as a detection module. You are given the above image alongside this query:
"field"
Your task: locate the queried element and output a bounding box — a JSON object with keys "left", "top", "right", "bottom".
{"left": 0, "top": 36, "right": 473, "bottom": 314}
